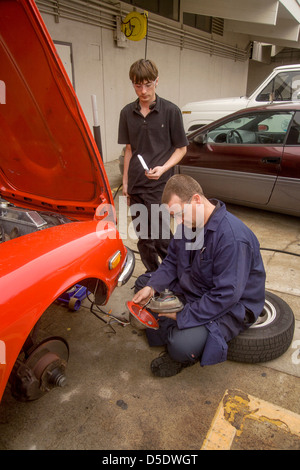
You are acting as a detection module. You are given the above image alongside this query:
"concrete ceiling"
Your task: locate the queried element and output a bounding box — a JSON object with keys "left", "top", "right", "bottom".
{"left": 182, "top": 0, "right": 300, "bottom": 49}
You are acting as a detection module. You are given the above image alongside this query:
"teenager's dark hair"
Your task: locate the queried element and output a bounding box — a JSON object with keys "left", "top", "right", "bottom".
{"left": 129, "top": 59, "right": 158, "bottom": 83}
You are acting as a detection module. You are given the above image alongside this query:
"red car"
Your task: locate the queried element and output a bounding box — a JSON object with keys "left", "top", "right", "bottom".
{"left": 178, "top": 102, "right": 300, "bottom": 217}
{"left": 0, "top": 1, "right": 134, "bottom": 402}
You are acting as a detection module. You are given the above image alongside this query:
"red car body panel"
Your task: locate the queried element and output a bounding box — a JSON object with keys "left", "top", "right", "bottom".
{"left": 0, "top": 1, "right": 134, "bottom": 401}
{"left": 184, "top": 141, "right": 283, "bottom": 175}
{"left": 280, "top": 147, "right": 300, "bottom": 178}
{"left": 0, "top": 217, "right": 127, "bottom": 401}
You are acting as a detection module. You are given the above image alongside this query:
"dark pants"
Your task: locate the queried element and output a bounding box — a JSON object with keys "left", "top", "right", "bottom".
{"left": 129, "top": 193, "right": 172, "bottom": 272}
{"left": 135, "top": 273, "right": 209, "bottom": 364}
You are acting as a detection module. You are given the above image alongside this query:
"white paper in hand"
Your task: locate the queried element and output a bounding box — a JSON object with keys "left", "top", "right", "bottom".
{"left": 137, "top": 154, "right": 149, "bottom": 172}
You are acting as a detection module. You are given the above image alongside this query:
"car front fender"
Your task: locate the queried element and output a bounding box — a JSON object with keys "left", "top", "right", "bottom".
{"left": 0, "top": 219, "right": 127, "bottom": 401}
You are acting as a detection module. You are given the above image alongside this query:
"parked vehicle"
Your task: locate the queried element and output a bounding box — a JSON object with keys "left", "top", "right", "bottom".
{"left": 177, "top": 103, "right": 300, "bottom": 217}
{"left": 0, "top": 0, "right": 134, "bottom": 402}
{"left": 182, "top": 64, "right": 300, "bottom": 133}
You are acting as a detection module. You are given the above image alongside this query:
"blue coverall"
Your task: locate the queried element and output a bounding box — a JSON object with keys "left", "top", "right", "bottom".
{"left": 140, "top": 200, "right": 266, "bottom": 366}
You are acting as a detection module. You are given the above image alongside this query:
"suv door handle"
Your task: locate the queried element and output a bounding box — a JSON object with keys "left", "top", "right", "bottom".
{"left": 261, "top": 157, "right": 281, "bottom": 164}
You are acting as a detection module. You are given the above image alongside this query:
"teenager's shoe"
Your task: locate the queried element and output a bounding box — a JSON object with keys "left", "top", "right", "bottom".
{"left": 150, "top": 352, "right": 193, "bottom": 377}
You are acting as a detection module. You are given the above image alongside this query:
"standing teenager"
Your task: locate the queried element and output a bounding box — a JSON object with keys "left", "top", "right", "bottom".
{"left": 118, "top": 59, "right": 188, "bottom": 272}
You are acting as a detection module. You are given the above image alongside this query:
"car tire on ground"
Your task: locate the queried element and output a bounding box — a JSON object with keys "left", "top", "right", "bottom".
{"left": 227, "top": 291, "right": 295, "bottom": 363}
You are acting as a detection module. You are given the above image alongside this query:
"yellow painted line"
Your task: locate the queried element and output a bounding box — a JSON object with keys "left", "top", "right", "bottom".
{"left": 201, "top": 388, "right": 300, "bottom": 450}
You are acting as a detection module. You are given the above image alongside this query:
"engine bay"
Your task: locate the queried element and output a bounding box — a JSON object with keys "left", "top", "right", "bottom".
{"left": 0, "top": 198, "right": 72, "bottom": 243}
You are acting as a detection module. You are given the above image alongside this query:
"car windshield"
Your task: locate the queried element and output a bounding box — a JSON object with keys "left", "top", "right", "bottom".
{"left": 214, "top": 116, "right": 254, "bottom": 130}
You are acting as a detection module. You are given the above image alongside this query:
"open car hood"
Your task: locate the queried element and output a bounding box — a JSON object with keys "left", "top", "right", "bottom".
{"left": 0, "top": 0, "right": 112, "bottom": 220}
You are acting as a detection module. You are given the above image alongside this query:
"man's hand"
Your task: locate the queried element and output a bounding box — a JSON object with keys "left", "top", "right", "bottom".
{"left": 122, "top": 182, "right": 128, "bottom": 197}
{"left": 122, "top": 144, "right": 132, "bottom": 205}
{"left": 132, "top": 286, "right": 154, "bottom": 306}
{"left": 146, "top": 147, "right": 187, "bottom": 181}
{"left": 122, "top": 183, "right": 130, "bottom": 206}
{"left": 146, "top": 166, "right": 164, "bottom": 180}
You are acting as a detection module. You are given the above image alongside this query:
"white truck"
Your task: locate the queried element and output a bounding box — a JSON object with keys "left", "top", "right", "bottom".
{"left": 181, "top": 64, "right": 300, "bottom": 133}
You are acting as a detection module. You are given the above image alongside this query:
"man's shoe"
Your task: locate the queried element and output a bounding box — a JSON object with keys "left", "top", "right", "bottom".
{"left": 150, "top": 352, "right": 193, "bottom": 377}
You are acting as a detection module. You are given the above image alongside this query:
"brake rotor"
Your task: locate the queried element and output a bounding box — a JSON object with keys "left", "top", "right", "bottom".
{"left": 148, "top": 289, "right": 184, "bottom": 313}
{"left": 11, "top": 336, "right": 69, "bottom": 401}
{"left": 127, "top": 301, "right": 159, "bottom": 330}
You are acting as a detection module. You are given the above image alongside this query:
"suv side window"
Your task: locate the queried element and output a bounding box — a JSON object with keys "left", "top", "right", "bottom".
{"left": 286, "top": 111, "right": 300, "bottom": 145}
{"left": 256, "top": 72, "right": 300, "bottom": 102}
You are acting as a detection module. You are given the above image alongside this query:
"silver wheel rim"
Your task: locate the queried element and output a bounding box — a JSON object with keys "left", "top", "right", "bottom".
{"left": 250, "top": 299, "right": 277, "bottom": 329}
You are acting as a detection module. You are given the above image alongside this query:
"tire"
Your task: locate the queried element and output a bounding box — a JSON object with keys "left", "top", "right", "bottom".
{"left": 227, "top": 291, "right": 295, "bottom": 363}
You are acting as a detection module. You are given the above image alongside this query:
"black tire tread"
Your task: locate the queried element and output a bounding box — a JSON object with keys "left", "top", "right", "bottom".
{"left": 227, "top": 291, "right": 295, "bottom": 363}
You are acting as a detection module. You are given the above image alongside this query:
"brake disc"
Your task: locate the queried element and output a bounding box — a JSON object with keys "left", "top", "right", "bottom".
{"left": 10, "top": 336, "right": 69, "bottom": 401}
{"left": 148, "top": 289, "right": 184, "bottom": 313}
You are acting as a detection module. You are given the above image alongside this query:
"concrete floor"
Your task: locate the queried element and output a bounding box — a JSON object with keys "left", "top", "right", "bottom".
{"left": 0, "top": 159, "right": 299, "bottom": 451}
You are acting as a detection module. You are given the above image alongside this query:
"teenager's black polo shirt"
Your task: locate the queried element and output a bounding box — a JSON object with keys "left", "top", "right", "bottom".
{"left": 118, "top": 95, "right": 188, "bottom": 196}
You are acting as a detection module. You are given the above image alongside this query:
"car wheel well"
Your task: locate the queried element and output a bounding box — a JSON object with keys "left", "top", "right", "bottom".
{"left": 14, "top": 277, "right": 108, "bottom": 363}
{"left": 79, "top": 278, "right": 108, "bottom": 305}
{"left": 7, "top": 277, "right": 108, "bottom": 401}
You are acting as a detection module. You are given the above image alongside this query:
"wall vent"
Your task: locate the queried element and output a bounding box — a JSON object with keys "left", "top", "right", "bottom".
{"left": 212, "top": 17, "right": 224, "bottom": 36}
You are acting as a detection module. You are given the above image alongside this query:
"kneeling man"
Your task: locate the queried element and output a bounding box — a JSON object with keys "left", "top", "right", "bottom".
{"left": 132, "top": 175, "right": 266, "bottom": 377}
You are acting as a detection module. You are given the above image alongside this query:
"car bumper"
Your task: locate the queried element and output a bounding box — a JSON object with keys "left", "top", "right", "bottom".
{"left": 117, "top": 246, "right": 135, "bottom": 286}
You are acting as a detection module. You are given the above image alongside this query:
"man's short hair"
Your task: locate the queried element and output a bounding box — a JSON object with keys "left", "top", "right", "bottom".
{"left": 162, "top": 175, "right": 204, "bottom": 204}
{"left": 129, "top": 59, "right": 158, "bottom": 84}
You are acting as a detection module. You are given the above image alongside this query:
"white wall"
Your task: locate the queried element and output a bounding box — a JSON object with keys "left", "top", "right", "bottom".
{"left": 179, "top": 50, "right": 248, "bottom": 105}
{"left": 41, "top": 13, "right": 249, "bottom": 163}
